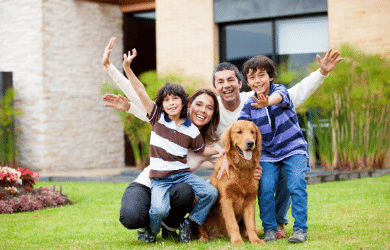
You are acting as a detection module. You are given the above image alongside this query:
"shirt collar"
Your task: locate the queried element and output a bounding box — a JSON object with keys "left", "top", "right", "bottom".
{"left": 163, "top": 112, "right": 192, "bottom": 127}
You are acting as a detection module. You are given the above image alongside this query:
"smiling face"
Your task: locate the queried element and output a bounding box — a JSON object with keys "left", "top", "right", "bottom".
{"left": 214, "top": 70, "right": 242, "bottom": 104}
{"left": 189, "top": 93, "right": 215, "bottom": 129}
{"left": 162, "top": 94, "right": 183, "bottom": 118}
{"left": 246, "top": 68, "right": 273, "bottom": 96}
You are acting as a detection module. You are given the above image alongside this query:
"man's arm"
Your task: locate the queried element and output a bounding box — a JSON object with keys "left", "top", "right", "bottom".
{"left": 288, "top": 48, "right": 343, "bottom": 108}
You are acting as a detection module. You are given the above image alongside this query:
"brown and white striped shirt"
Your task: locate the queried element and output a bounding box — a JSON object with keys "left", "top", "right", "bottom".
{"left": 147, "top": 103, "right": 205, "bottom": 178}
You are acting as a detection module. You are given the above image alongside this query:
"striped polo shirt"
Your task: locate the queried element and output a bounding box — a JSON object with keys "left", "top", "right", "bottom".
{"left": 238, "top": 84, "right": 307, "bottom": 162}
{"left": 147, "top": 103, "right": 205, "bottom": 178}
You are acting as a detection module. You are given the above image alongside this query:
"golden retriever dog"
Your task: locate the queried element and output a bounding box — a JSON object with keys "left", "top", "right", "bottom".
{"left": 196, "top": 120, "right": 263, "bottom": 245}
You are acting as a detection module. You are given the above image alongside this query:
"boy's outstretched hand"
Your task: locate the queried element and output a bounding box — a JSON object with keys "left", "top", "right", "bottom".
{"left": 123, "top": 49, "right": 137, "bottom": 69}
{"left": 317, "top": 48, "right": 344, "bottom": 76}
{"left": 251, "top": 93, "right": 269, "bottom": 109}
{"left": 102, "top": 93, "right": 130, "bottom": 112}
{"left": 103, "top": 37, "right": 116, "bottom": 69}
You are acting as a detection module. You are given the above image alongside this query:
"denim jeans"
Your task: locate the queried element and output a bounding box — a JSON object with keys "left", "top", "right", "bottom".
{"left": 259, "top": 154, "right": 308, "bottom": 232}
{"left": 149, "top": 171, "right": 218, "bottom": 234}
{"left": 274, "top": 168, "right": 291, "bottom": 225}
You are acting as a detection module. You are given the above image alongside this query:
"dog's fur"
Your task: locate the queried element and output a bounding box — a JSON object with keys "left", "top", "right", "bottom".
{"left": 196, "top": 120, "right": 263, "bottom": 245}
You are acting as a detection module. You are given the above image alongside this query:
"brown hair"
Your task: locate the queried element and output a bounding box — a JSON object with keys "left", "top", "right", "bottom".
{"left": 241, "top": 55, "right": 276, "bottom": 83}
{"left": 155, "top": 82, "right": 189, "bottom": 119}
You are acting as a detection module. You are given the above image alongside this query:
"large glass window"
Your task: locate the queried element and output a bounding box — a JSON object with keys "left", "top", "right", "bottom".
{"left": 220, "top": 15, "right": 329, "bottom": 86}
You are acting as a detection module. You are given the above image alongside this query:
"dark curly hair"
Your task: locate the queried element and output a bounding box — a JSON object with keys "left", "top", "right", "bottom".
{"left": 241, "top": 55, "right": 276, "bottom": 83}
{"left": 154, "top": 82, "right": 189, "bottom": 119}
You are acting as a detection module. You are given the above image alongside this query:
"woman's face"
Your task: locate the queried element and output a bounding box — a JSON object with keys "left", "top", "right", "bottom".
{"left": 189, "top": 93, "right": 215, "bottom": 129}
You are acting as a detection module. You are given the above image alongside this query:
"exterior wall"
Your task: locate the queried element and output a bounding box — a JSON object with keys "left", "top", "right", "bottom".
{"left": 0, "top": 0, "right": 125, "bottom": 171}
{"left": 155, "top": 0, "right": 218, "bottom": 87}
{"left": 328, "top": 0, "right": 390, "bottom": 57}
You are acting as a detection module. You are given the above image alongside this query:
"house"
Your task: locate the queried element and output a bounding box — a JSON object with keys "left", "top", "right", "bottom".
{"left": 0, "top": 0, "right": 388, "bottom": 171}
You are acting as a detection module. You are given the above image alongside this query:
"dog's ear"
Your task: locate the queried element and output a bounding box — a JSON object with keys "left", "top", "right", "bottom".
{"left": 221, "top": 124, "right": 232, "bottom": 152}
{"left": 254, "top": 123, "right": 262, "bottom": 159}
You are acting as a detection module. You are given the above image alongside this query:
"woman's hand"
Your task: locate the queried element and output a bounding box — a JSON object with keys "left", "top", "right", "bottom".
{"left": 102, "top": 93, "right": 130, "bottom": 111}
{"left": 217, "top": 154, "right": 231, "bottom": 179}
{"left": 103, "top": 37, "right": 116, "bottom": 69}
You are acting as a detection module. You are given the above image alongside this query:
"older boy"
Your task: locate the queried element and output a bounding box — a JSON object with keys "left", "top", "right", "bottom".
{"left": 237, "top": 54, "right": 323, "bottom": 243}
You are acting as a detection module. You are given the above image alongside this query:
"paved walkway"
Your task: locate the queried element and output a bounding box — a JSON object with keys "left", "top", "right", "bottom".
{"left": 38, "top": 166, "right": 390, "bottom": 184}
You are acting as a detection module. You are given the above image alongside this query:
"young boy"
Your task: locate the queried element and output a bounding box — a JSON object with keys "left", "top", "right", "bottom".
{"left": 122, "top": 49, "right": 223, "bottom": 243}
{"left": 238, "top": 55, "right": 309, "bottom": 243}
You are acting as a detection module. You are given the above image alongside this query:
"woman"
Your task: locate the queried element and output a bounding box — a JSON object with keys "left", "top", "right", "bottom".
{"left": 102, "top": 37, "right": 221, "bottom": 243}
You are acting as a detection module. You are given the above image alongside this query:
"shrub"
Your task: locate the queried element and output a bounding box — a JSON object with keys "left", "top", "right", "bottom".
{"left": 300, "top": 44, "right": 390, "bottom": 170}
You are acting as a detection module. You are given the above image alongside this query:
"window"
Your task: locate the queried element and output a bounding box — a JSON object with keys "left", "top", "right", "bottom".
{"left": 220, "top": 15, "right": 329, "bottom": 86}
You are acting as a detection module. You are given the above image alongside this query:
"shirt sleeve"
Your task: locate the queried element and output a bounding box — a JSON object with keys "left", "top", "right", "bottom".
{"left": 105, "top": 64, "right": 147, "bottom": 115}
{"left": 288, "top": 69, "right": 327, "bottom": 108}
{"left": 238, "top": 101, "right": 252, "bottom": 121}
{"left": 191, "top": 133, "right": 205, "bottom": 153}
{"left": 272, "top": 84, "right": 292, "bottom": 109}
{"left": 127, "top": 102, "right": 149, "bottom": 122}
{"left": 146, "top": 103, "right": 160, "bottom": 125}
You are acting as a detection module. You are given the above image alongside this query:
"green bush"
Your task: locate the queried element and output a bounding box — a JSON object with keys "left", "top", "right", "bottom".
{"left": 301, "top": 44, "right": 390, "bottom": 170}
{"left": 102, "top": 70, "right": 200, "bottom": 169}
{"left": 0, "top": 88, "right": 23, "bottom": 167}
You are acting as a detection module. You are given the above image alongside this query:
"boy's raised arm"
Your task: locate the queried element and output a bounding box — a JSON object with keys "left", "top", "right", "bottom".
{"left": 122, "top": 49, "right": 154, "bottom": 116}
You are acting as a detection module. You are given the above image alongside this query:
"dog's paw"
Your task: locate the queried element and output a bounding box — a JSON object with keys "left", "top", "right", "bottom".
{"left": 250, "top": 238, "right": 264, "bottom": 244}
{"left": 199, "top": 237, "right": 209, "bottom": 243}
{"left": 231, "top": 238, "right": 244, "bottom": 245}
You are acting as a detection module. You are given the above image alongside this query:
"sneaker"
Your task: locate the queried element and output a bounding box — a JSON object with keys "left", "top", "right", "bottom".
{"left": 263, "top": 229, "right": 277, "bottom": 242}
{"left": 288, "top": 229, "right": 307, "bottom": 243}
{"left": 276, "top": 222, "right": 287, "bottom": 239}
{"left": 137, "top": 227, "right": 156, "bottom": 243}
{"left": 162, "top": 227, "right": 180, "bottom": 242}
{"left": 179, "top": 218, "right": 193, "bottom": 243}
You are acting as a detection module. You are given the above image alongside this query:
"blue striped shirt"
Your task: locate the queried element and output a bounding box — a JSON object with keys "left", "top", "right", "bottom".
{"left": 238, "top": 84, "right": 307, "bottom": 162}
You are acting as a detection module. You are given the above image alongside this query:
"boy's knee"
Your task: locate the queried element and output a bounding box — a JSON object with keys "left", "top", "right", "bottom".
{"left": 150, "top": 204, "right": 170, "bottom": 218}
{"left": 207, "top": 185, "right": 219, "bottom": 202}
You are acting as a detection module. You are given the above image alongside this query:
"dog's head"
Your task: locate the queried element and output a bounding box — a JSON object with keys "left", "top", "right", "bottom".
{"left": 221, "top": 120, "right": 261, "bottom": 164}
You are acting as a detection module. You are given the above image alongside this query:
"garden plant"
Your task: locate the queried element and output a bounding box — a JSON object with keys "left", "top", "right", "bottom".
{"left": 295, "top": 45, "right": 390, "bottom": 171}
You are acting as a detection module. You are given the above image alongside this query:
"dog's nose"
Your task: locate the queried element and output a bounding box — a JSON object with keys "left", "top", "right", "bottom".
{"left": 246, "top": 140, "right": 254, "bottom": 148}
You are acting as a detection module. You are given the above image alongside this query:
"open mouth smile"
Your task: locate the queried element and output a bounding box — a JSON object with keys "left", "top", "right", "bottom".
{"left": 236, "top": 146, "right": 253, "bottom": 161}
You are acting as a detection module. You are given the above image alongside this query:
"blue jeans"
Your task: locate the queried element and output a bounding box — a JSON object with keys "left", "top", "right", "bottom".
{"left": 149, "top": 171, "right": 218, "bottom": 234}
{"left": 259, "top": 154, "right": 308, "bottom": 232}
{"left": 274, "top": 168, "right": 291, "bottom": 225}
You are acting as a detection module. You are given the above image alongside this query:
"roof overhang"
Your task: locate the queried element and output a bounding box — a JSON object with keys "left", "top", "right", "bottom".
{"left": 78, "top": 0, "right": 155, "bottom": 13}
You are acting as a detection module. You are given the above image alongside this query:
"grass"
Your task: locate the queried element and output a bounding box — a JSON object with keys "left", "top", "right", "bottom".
{"left": 1, "top": 175, "right": 390, "bottom": 250}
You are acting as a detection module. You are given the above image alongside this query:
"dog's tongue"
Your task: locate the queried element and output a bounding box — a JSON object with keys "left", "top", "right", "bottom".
{"left": 243, "top": 150, "right": 252, "bottom": 160}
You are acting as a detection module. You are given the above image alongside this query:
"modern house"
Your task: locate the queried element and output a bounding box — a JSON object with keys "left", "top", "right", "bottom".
{"left": 0, "top": 0, "right": 389, "bottom": 171}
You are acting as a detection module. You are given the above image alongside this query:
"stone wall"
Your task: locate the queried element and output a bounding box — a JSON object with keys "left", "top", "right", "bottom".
{"left": 155, "top": 0, "right": 218, "bottom": 87}
{"left": 0, "top": 0, "right": 125, "bottom": 171}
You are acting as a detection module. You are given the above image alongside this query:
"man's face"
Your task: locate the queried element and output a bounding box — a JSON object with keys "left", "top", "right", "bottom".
{"left": 214, "top": 70, "right": 242, "bottom": 104}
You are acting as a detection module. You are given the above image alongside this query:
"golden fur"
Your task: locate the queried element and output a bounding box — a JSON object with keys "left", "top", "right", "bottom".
{"left": 196, "top": 120, "right": 264, "bottom": 245}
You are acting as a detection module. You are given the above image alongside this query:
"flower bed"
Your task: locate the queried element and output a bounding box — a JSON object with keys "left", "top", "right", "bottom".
{"left": 0, "top": 166, "right": 73, "bottom": 214}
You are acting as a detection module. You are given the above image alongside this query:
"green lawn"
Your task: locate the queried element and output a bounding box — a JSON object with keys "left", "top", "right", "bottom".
{"left": 2, "top": 175, "right": 390, "bottom": 250}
